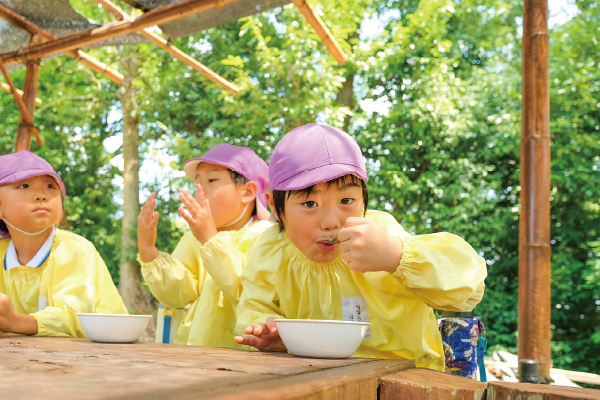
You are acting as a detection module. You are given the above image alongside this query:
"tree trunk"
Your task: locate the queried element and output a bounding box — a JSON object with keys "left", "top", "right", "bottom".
{"left": 336, "top": 32, "right": 359, "bottom": 133}
{"left": 117, "top": 48, "right": 155, "bottom": 338}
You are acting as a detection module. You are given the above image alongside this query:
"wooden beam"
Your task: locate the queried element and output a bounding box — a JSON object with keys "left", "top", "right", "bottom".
{"left": 15, "top": 33, "right": 43, "bottom": 152}
{"left": 518, "top": 0, "right": 551, "bottom": 379}
{"left": 0, "top": 0, "right": 237, "bottom": 67}
{"left": 0, "top": 4, "right": 123, "bottom": 84}
{"left": 291, "top": 0, "right": 346, "bottom": 65}
{"left": 1, "top": 82, "right": 42, "bottom": 105}
{"left": 0, "top": 58, "right": 42, "bottom": 146}
{"left": 94, "top": 0, "right": 239, "bottom": 94}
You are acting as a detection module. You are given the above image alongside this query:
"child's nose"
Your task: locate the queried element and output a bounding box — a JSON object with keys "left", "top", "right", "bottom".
{"left": 320, "top": 210, "right": 341, "bottom": 231}
{"left": 35, "top": 192, "right": 47, "bottom": 201}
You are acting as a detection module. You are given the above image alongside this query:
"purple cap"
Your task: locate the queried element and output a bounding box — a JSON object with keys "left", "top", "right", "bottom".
{"left": 0, "top": 150, "right": 66, "bottom": 197}
{"left": 269, "top": 123, "right": 368, "bottom": 191}
{"left": 183, "top": 144, "right": 270, "bottom": 220}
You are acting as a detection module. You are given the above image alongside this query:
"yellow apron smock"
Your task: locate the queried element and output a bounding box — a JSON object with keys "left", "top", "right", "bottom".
{"left": 0, "top": 229, "right": 128, "bottom": 337}
{"left": 139, "top": 220, "right": 272, "bottom": 348}
{"left": 236, "top": 210, "right": 487, "bottom": 371}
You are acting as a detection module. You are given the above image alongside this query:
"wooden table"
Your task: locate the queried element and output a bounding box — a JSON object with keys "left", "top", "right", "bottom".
{"left": 0, "top": 336, "right": 414, "bottom": 399}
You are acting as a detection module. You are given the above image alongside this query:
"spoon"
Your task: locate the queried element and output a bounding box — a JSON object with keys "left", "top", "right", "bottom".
{"left": 63, "top": 299, "right": 80, "bottom": 314}
{"left": 322, "top": 235, "right": 338, "bottom": 245}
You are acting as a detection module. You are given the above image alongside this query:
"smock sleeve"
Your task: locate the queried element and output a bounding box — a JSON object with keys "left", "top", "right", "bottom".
{"left": 33, "top": 237, "right": 128, "bottom": 337}
{"left": 235, "top": 228, "right": 284, "bottom": 334}
{"left": 369, "top": 211, "right": 487, "bottom": 312}
{"left": 201, "top": 220, "right": 272, "bottom": 306}
{"left": 139, "top": 232, "right": 202, "bottom": 309}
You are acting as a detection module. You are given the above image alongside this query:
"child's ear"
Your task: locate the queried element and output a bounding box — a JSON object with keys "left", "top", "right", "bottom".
{"left": 264, "top": 190, "right": 275, "bottom": 212}
{"left": 242, "top": 181, "right": 258, "bottom": 204}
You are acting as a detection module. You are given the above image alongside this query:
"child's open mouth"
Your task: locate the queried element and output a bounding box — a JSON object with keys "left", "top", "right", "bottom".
{"left": 317, "top": 237, "right": 339, "bottom": 252}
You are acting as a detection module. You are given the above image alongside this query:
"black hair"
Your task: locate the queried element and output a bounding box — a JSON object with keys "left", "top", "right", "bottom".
{"left": 0, "top": 220, "right": 7, "bottom": 235}
{"left": 272, "top": 174, "right": 369, "bottom": 232}
{"left": 227, "top": 169, "right": 256, "bottom": 216}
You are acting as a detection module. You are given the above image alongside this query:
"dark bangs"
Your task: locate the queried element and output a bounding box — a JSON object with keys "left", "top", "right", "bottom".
{"left": 272, "top": 174, "right": 368, "bottom": 232}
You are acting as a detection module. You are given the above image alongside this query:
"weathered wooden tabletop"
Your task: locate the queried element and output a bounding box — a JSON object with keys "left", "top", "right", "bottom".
{"left": 0, "top": 335, "right": 414, "bottom": 399}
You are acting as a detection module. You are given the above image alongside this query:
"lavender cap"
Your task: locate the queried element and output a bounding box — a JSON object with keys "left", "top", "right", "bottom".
{"left": 183, "top": 144, "right": 270, "bottom": 220}
{"left": 0, "top": 150, "right": 66, "bottom": 197}
{"left": 269, "top": 123, "right": 368, "bottom": 191}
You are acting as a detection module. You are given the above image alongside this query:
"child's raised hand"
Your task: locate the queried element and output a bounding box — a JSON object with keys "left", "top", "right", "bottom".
{"left": 233, "top": 317, "right": 287, "bottom": 352}
{"left": 178, "top": 185, "right": 218, "bottom": 245}
{"left": 339, "top": 217, "right": 403, "bottom": 274}
{"left": 138, "top": 193, "right": 160, "bottom": 263}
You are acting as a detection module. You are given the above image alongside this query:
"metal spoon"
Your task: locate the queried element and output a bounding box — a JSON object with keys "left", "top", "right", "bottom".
{"left": 63, "top": 299, "right": 80, "bottom": 314}
{"left": 322, "top": 235, "right": 338, "bottom": 245}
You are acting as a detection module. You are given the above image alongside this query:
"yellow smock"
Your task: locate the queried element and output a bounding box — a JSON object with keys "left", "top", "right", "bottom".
{"left": 139, "top": 220, "right": 272, "bottom": 348}
{"left": 0, "top": 230, "right": 127, "bottom": 337}
{"left": 236, "top": 210, "right": 487, "bottom": 370}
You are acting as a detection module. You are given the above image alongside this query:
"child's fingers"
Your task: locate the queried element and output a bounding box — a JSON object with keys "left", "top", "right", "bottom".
{"left": 343, "top": 217, "right": 369, "bottom": 228}
{"left": 253, "top": 323, "right": 268, "bottom": 336}
{"left": 233, "top": 335, "right": 259, "bottom": 348}
{"left": 179, "top": 191, "right": 200, "bottom": 218}
{"left": 151, "top": 211, "right": 160, "bottom": 227}
{"left": 196, "top": 184, "right": 209, "bottom": 209}
{"left": 178, "top": 207, "right": 193, "bottom": 224}
{"left": 265, "top": 317, "right": 278, "bottom": 333}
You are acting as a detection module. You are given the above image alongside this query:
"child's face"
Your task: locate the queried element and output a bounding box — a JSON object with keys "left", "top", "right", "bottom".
{"left": 195, "top": 163, "right": 251, "bottom": 229}
{"left": 281, "top": 181, "right": 363, "bottom": 263}
{"left": 0, "top": 175, "right": 63, "bottom": 233}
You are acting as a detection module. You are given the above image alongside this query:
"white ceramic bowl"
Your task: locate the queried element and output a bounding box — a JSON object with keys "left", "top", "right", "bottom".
{"left": 77, "top": 313, "right": 152, "bottom": 343}
{"left": 274, "top": 319, "right": 370, "bottom": 359}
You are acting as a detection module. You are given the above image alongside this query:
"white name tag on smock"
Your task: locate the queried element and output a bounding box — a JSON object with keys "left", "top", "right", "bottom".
{"left": 38, "top": 296, "right": 48, "bottom": 311}
{"left": 342, "top": 296, "right": 371, "bottom": 339}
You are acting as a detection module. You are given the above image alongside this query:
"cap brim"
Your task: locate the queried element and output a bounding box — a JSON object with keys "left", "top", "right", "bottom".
{"left": 273, "top": 164, "right": 368, "bottom": 191}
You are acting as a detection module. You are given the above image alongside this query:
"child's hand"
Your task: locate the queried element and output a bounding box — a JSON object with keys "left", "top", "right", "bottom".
{"left": 178, "top": 185, "right": 218, "bottom": 245}
{"left": 138, "top": 193, "right": 160, "bottom": 263}
{"left": 339, "top": 217, "right": 403, "bottom": 274}
{"left": 0, "top": 292, "right": 37, "bottom": 335}
{"left": 233, "top": 317, "right": 287, "bottom": 352}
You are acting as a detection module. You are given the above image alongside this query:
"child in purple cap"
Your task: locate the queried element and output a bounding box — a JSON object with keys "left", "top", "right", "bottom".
{"left": 0, "top": 151, "right": 127, "bottom": 337}
{"left": 234, "top": 124, "right": 487, "bottom": 370}
{"left": 137, "top": 144, "right": 273, "bottom": 347}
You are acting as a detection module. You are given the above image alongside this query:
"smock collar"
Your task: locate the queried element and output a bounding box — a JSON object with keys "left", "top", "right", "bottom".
{"left": 4, "top": 227, "right": 56, "bottom": 270}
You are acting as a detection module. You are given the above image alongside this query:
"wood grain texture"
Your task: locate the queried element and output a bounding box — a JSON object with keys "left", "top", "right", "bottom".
{"left": 488, "top": 382, "right": 600, "bottom": 400}
{"left": 0, "top": 336, "right": 414, "bottom": 400}
{"left": 380, "top": 368, "right": 487, "bottom": 400}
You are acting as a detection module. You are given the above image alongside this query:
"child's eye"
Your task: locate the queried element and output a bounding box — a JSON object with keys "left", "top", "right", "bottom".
{"left": 46, "top": 183, "right": 56, "bottom": 189}
{"left": 208, "top": 179, "right": 218, "bottom": 183}
{"left": 302, "top": 201, "right": 318, "bottom": 209}
{"left": 341, "top": 198, "right": 355, "bottom": 205}
{"left": 17, "top": 183, "right": 29, "bottom": 189}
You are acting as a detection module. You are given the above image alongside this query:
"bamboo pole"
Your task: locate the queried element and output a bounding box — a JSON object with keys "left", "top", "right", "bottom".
{"left": 0, "top": 58, "right": 43, "bottom": 146}
{"left": 518, "top": 0, "right": 551, "bottom": 379}
{"left": 15, "top": 33, "right": 43, "bottom": 152}
{"left": 291, "top": 0, "right": 346, "bottom": 65}
{"left": 0, "top": 0, "right": 237, "bottom": 67}
{"left": 94, "top": 0, "right": 239, "bottom": 94}
{"left": 1, "top": 82, "right": 42, "bottom": 105}
{"left": 0, "top": 4, "right": 123, "bottom": 84}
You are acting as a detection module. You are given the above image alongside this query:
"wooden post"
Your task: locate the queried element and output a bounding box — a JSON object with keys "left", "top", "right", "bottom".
{"left": 291, "top": 0, "right": 346, "bottom": 65}
{"left": 94, "top": 0, "right": 240, "bottom": 94}
{"left": 518, "top": 0, "right": 551, "bottom": 379}
{"left": 0, "top": 58, "right": 43, "bottom": 146}
{"left": 0, "top": 4, "right": 123, "bottom": 84}
{"left": 15, "top": 34, "right": 42, "bottom": 152}
{"left": 0, "top": 0, "right": 237, "bottom": 67}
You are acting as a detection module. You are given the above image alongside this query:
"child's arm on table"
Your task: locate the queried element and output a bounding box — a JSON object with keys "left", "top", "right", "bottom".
{"left": 0, "top": 292, "right": 37, "bottom": 334}
{"left": 340, "top": 213, "right": 487, "bottom": 312}
{"left": 234, "top": 317, "right": 286, "bottom": 351}
{"left": 138, "top": 193, "right": 201, "bottom": 309}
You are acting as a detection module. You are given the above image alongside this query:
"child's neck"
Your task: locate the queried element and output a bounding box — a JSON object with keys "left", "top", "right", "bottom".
{"left": 10, "top": 228, "right": 53, "bottom": 266}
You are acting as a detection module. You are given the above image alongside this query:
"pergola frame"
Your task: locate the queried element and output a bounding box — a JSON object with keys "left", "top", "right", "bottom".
{"left": 0, "top": 0, "right": 346, "bottom": 151}
{"left": 0, "top": 0, "right": 551, "bottom": 382}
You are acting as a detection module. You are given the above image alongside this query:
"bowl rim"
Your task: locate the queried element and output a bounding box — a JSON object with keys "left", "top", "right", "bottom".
{"left": 77, "top": 313, "right": 152, "bottom": 318}
{"left": 273, "top": 318, "right": 370, "bottom": 326}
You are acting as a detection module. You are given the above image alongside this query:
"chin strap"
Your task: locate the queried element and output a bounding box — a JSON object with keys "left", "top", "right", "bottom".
{"left": 2, "top": 219, "right": 50, "bottom": 236}
{"left": 220, "top": 203, "right": 250, "bottom": 228}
